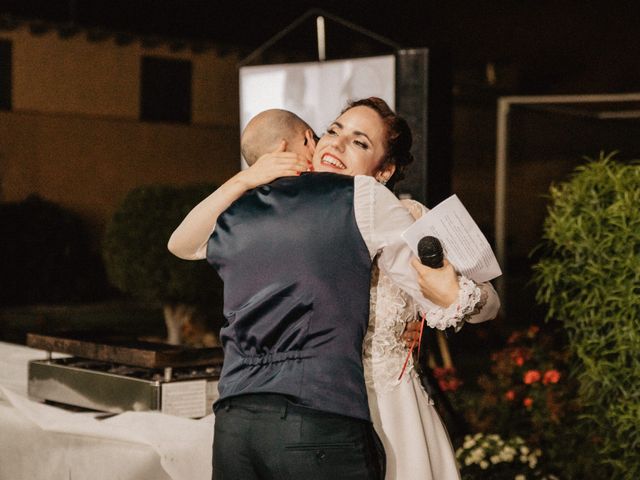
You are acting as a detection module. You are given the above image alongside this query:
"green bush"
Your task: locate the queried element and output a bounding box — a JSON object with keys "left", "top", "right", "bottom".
{"left": 0, "top": 195, "right": 109, "bottom": 305}
{"left": 533, "top": 153, "right": 640, "bottom": 479}
{"left": 103, "top": 184, "right": 223, "bottom": 344}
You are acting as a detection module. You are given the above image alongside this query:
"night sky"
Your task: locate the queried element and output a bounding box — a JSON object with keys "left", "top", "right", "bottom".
{"left": 2, "top": 1, "right": 640, "bottom": 93}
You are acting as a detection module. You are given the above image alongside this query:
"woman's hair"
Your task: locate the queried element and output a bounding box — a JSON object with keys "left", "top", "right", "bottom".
{"left": 342, "top": 97, "right": 414, "bottom": 189}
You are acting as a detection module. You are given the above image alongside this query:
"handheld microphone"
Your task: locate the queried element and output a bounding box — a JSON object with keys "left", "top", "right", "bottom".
{"left": 417, "top": 236, "right": 444, "bottom": 269}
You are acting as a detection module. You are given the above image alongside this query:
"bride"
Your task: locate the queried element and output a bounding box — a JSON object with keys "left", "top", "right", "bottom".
{"left": 169, "top": 97, "right": 500, "bottom": 479}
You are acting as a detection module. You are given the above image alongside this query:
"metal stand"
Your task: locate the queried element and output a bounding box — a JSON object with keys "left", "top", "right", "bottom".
{"left": 494, "top": 92, "right": 640, "bottom": 303}
{"left": 239, "top": 8, "right": 401, "bottom": 66}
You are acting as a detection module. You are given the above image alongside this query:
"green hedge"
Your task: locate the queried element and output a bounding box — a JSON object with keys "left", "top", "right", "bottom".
{"left": 102, "top": 184, "right": 223, "bottom": 308}
{"left": 533, "top": 154, "right": 640, "bottom": 478}
{"left": 0, "top": 195, "right": 109, "bottom": 305}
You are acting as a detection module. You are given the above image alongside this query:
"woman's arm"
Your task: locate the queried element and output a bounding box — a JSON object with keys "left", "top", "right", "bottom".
{"left": 400, "top": 198, "right": 461, "bottom": 307}
{"left": 402, "top": 198, "right": 500, "bottom": 326}
{"left": 464, "top": 281, "right": 500, "bottom": 324}
{"left": 411, "top": 258, "right": 500, "bottom": 322}
{"left": 167, "top": 141, "right": 309, "bottom": 260}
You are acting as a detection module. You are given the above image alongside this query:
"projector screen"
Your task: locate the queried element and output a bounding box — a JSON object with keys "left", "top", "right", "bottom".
{"left": 239, "top": 55, "right": 395, "bottom": 167}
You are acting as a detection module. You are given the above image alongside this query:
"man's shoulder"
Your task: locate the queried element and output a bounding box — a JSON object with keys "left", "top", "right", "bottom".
{"left": 301, "top": 172, "right": 354, "bottom": 185}
{"left": 230, "top": 173, "right": 355, "bottom": 210}
{"left": 269, "top": 172, "right": 355, "bottom": 191}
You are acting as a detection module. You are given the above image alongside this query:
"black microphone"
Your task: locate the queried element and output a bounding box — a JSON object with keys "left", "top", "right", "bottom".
{"left": 417, "top": 236, "right": 444, "bottom": 268}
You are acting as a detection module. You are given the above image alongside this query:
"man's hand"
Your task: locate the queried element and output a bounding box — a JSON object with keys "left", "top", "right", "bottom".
{"left": 411, "top": 257, "right": 460, "bottom": 308}
{"left": 401, "top": 320, "right": 421, "bottom": 348}
{"left": 238, "top": 140, "right": 311, "bottom": 189}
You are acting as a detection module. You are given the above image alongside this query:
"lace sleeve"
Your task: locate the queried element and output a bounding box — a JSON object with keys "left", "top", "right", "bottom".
{"left": 421, "top": 275, "right": 482, "bottom": 330}
{"left": 462, "top": 281, "right": 500, "bottom": 324}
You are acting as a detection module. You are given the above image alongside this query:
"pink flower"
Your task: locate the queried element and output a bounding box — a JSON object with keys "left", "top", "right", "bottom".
{"left": 510, "top": 347, "right": 531, "bottom": 366}
{"left": 433, "top": 367, "right": 449, "bottom": 378}
{"left": 505, "top": 390, "right": 516, "bottom": 401}
{"left": 507, "top": 332, "right": 521, "bottom": 344}
{"left": 527, "top": 325, "right": 540, "bottom": 337}
{"left": 439, "top": 379, "right": 462, "bottom": 392}
{"left": 523, "top": 397, "right": 534, "bottom": 408}
{"left": 433, "top": 367, "right": 462, "bottom": 392}
{"left": 523, "top": 370, "right": 541, "bottom": 384}
{"left": 543, "top": 369, "right": 561, "bottom": 384}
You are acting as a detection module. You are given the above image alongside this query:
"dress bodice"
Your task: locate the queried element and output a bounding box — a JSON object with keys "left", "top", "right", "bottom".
{"left": 363, "top": 198, "right": 427, "bottom": 394}
{"left": 363, "top": 263, "right": 419, "bottom": 393}
{"left": 362, "top": 198, "right": 484, "bottom": 395}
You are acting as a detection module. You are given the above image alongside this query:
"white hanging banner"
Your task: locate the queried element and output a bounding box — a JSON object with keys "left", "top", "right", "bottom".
{"left": 239, "top": 55, "right": 395, "bottom": 168}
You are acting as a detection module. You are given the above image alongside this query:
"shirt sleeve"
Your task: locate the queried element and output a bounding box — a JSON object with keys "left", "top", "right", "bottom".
{"left": 354, "top": 175, "right": 438, "bottom": 310}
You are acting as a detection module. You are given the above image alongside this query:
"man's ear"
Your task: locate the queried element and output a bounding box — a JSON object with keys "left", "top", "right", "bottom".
{"left": 304, "top": 129, "right": 317, "bottom": 154}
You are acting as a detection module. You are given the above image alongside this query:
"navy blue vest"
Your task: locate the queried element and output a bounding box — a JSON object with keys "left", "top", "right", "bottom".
{"left": 207, "top": 173, "right": 372, "bottom": 421}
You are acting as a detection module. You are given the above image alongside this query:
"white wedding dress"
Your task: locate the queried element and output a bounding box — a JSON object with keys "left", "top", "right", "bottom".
{"left": 363, "top": 199, "right": 472, "bottom": 480}
{"left": 363, "top": 261, "right": 462, "bottom": 480}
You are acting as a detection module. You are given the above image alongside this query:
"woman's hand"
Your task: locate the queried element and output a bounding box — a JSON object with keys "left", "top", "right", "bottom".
{"left": 237, "top": 140, "right": 311, "bottom": 189}
{"left": 410, "top": 257, "right": 460, "bottom": 308}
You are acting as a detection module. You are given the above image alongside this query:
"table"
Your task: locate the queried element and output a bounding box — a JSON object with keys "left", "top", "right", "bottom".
{"left": 0, "top": 341, "right": 214, "bottom": 480}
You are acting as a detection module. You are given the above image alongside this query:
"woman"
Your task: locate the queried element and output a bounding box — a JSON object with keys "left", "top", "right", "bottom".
{"left": 170, "top": 97, "right": 499, "bottom": 479}
{"left": 311, "top": 97, "right": 498, "bottom": 479}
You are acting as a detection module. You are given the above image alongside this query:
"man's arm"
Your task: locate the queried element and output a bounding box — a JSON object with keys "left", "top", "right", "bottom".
{"left": 168, "top": 142, "right": 308, "bottom": 260}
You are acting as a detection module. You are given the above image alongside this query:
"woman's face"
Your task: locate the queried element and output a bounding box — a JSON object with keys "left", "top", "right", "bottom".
{"left": 312, "top": 106, "right": 388, "bottom": 178}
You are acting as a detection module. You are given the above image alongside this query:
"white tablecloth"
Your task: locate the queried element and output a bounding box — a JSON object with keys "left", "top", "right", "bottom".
{"left": 0, "top": 341, "right": 214, "bottom": 480}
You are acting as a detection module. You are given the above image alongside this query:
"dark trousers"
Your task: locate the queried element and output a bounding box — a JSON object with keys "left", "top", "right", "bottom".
{"left": 212, "top": 394, "right": 385, "bottom": 480}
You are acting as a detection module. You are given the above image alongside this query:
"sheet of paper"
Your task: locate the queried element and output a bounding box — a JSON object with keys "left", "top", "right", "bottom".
{"left": 401, "top": 195, "right": 502, "bottom": 283}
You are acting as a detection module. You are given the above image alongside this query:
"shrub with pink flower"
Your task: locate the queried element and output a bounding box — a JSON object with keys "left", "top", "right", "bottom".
{"left": 433, "top": 366, "right": 463, "bottom": 392}
{"left": 465, "top": 325, "right": 575, "bottom": 433}
{"left": 453, "top": 324, "right": 582, "bottom": 477}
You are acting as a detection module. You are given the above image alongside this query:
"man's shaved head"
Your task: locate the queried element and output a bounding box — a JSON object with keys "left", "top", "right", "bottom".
{"left": 241, "top": 109, "right": 313, "bottom": 165}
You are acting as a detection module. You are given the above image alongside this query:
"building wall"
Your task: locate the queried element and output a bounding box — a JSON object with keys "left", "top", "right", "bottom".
{"left": 0, "top": 111, "right": 238, "bottom": 237}
{"left": 0, "top": 26, "right": 240, "bottom": 240}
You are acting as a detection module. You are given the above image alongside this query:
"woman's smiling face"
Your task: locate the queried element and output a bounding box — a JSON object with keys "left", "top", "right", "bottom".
{"left": 312, "top": 106, "right": 387, "bottom": 177}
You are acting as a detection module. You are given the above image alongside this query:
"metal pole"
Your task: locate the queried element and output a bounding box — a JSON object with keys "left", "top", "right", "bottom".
{"left": 499, "top": 93, "right": 640, "bottom": 104}
{"left": 492, "top": 92, "right": 640, "bottom": 311}
{"left": 316, "top": 16, "right": 326, "bottom": 61}
{"left": 495, "top": 97, "right": 510, "bottom": 303}
{"left": 239, "top": 8, "right": 401, "bottom": 66}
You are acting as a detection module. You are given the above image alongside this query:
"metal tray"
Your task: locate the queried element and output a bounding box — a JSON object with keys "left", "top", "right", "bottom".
{"left": 26, "top": 332, "right": 223, "bottom": 368}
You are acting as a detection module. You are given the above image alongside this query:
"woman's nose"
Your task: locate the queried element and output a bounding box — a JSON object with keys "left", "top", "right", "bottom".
{"left": 330, "top": 136, "right": 346, "bottom": 152}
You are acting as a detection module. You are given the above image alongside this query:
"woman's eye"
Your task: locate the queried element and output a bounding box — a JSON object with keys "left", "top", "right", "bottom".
{"left": 354, "top": 140, "right": 368, "bottom": 149}
{"left": 326, "top": 128, "right": 337, "bottom": 136}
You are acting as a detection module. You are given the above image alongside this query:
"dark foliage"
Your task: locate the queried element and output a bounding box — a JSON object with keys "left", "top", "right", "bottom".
{"left": 0, "top": 195, "right": 110, "bottom": 306}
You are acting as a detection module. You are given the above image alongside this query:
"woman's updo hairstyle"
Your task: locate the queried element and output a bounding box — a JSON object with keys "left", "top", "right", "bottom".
{"left": 343, "top": 97, "right": 414, "bottom": 189}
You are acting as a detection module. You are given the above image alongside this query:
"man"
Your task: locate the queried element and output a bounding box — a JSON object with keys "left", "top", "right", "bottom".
{"left": 168, "top": 109, "right": 466, "bottom": 479}
{"left": 240, "top": 108, "right": 317, "bottom": 167}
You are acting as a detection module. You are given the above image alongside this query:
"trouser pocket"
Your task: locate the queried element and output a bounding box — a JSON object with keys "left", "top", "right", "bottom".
{"left": 281, "top": 441, "right": 370, "bottom": 479}
{"left": 281, "top": 413, "right": 375, "bottom": 479}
